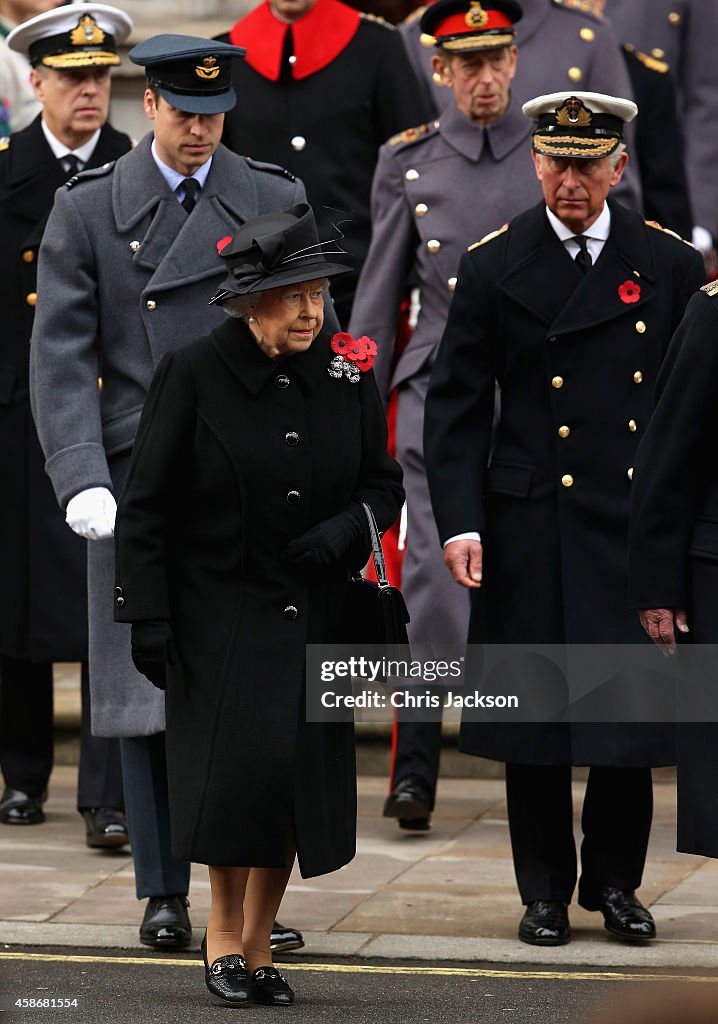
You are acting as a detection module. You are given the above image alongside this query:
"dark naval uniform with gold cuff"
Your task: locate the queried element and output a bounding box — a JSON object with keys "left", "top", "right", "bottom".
{"left": 217, "top": 0, "right": 431, "bottom": 325}
{"left": 425, "top": 91, "right": 704, "bottom": 920}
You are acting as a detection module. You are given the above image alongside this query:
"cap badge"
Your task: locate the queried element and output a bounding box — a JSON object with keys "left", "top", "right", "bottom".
{"left": 70, "top": 15, "right": 105, "bottom": 47}
{"left": 195, "top": 56, "right": 220, "bottom": 80}
{"left": 465, "top": 2, "right": 490, "bottom": 28}
{"left": 556, "top": 97, "right": 592, "bottom": 127}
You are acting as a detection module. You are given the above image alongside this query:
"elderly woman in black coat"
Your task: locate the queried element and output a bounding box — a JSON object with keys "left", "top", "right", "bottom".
{"left": 114, "top": 204, "right": 404, "bottom": 1007}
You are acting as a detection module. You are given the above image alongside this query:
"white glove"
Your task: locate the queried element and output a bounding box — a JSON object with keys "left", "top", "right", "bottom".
{"left": 65, "top": 487, "right": 117, "bottom": 540}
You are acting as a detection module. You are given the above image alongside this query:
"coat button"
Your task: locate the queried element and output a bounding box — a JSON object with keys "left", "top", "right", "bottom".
{"left": 448, "top": 277, "right": 457, "bottom": 291}
{"left": 668, "top": 12, "right": 681, "bottom": 24}
{"left": 580, "top": 27, "right": 595, "bottom": 41}
{"left": 562, "top": 474, "right": 574, "bottom": 488}
{"left": 633, "top": 370, "right": 643, "bottom": 384}
{"left": 635, "top": 320, "right": 646, "bottom": 334}
{"left": 26, "top": 292, "right": 37, "bottom": 306}
{"left": 548, "top": 335, "right": 557, "bottom": 343}
{"left": 405, "top": 169, "right": 420, "bottom": 181}
{"left": 415, "top": 203, "right": 428, "bottom": 217}
{"left": 628, "top": 419, "right": 637, "bottom": 432}
{"left": 627, "top": 467, "right": 634, "bottom": 481}
{"left": 568, "top": 66, "right": 583, "bottom": 82}
{"left": 22, "top": 249, "right": 34, "bottom": 263}
{"left": 283, "top": 605, "right": 298, "bottom": 620}
{"left": 116, "top": 597, "right": 125, "bottom": 607}
{"left": 291, "top": 135, "right": 306, "bottom": 151}
{"left": 130, "top": 240, "right": 140, "bottom": 252}
{"left": 286, "top": 490, "right": 301, "bottom": 504}
{"left": 558, "top": 425, "right": 570, "bottom": 438}
{"left": 146, "top": 299, "right": 156, "bottom": 311}
{"left": 427, "top": 239, "right": 441, "bottom": 253}
{"left": 275, "top": 374, "right": 290, "bottom": 389}
{"left": 285, "top": 431, "right": 299, "bottom": 446}
{"left": 551, "top": 375, "right": 564, "bottom": 389}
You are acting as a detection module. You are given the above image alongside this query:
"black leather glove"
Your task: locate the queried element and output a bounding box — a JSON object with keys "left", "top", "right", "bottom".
{"left": 282, "top": 505, "right": 370, "bottom": 570}
{"left": 130, "top": 620, "right": 175, "bottom": 690}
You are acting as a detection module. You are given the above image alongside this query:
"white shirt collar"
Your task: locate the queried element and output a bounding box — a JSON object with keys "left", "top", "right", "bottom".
{"left": 41, "top": 120, "right": 100, "bottom": 166}
{"left": 151, "top": 138, "right": 213, "bottom": 195}
{"left": 545, "top": 202, "right": 611, "bottom": 243}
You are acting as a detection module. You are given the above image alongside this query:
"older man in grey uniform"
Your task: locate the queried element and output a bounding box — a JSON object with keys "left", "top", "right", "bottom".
{"left": 400, "top": 0, "right": 641, "bottom": 209}
{"left": 30, "top": 35, "right": 312, "bottom": 953}
{"left": 603, "top": 0, "right": 718, "bottom": 266}
{"left": 349, "top": 0, "right": 544, "bottom": 827}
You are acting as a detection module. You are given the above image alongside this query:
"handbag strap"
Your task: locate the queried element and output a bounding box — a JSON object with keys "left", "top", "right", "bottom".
{"left": 360, "top": 501, "right": 389, "bottom": 587}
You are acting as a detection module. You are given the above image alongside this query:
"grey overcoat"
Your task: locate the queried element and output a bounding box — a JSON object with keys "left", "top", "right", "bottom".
{"left": 30, "top": 134, "right": 306, "bottom": 736}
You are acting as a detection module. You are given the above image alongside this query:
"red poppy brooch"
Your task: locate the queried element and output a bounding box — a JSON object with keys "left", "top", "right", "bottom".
{"left": 618, "top": 279, "right": 641, "bottom": 304}
{"left": 328, "top": 333, "right": 378, "bottom": 383}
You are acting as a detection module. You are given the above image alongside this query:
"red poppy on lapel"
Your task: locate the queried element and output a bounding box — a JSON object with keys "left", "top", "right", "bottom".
{"left": 217, "top": 236, "right": 233, "bottom": 255}
{"left": 618, "top": 280, "right": 641, "bottom": 304}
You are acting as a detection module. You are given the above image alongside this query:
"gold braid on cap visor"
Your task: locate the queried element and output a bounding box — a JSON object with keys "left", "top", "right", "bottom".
{"left": 532, "top": 133, "right": 619, "bottom": 157}
{"left": 439, "top": 31, "right": 515, "bottom": 49}
{"left": 42, "top": 51, "right": 120, "bottom": 67}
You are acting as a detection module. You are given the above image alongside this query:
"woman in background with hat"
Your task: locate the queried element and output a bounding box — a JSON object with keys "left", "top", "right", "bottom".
{"left": 114, "top": 203, "right": 404, "bottom": 1007}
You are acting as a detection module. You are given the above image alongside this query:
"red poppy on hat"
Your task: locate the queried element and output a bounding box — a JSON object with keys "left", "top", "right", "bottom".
{"left": 618, "top": 280, "right": 641, "bottom": 304}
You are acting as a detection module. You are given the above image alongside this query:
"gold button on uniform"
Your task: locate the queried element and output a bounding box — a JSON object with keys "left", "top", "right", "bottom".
{"left": 26, "top": 292, "right": 37, "bottom": 306}
{"left": 635, "top": 320, "right": 646, "bottom": 334}
{"left": 130, "top": 240, "right": 140, "bottom": 252}
{"left": 552, "top": 375, "right": 564, "bottom": 389}
{"left": 146, "top": 299, "right": 156, "bottom": 311}
{"left": 405, "top": 169, "right": 419, "bottom": 181}
{"left": 652, "top": 47, "right": 665, "bottom": 58}
{"left": 628, "top": 419, "right": 637, "bottom": 432}
{"left": 562, "top": 474, "right": 574, "bottom": 488}
{"left": 22, "top": 249, "right": 34, "bottom": 263}
{"left": 668, "top": 12, "right": 681, "bottom": 24}
{"left": 568, "top": 66, "right": 583, "bottom": 82}
{"left": 580, "top": 27, "right": 595, "bottom": 41}
{"left": 448, "top": 277, "right": 457, "bottom": 291}
{"left": 415, "top": 203, "right": 428, "bottom": 217}
{"left": 627, "top": 467, "right": 634, "bottom": 481}
{"left": 633, "top": 371, "right": 643, "bottom": 383}
{"left": 558, "top": 425, "right": 570, "bottom": 438}
{"left": 427, "top": 239, "right": 441, "bottom": 253}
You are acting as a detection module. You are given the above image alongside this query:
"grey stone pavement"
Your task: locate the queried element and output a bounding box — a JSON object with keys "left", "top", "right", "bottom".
{"left": 1, "top": 667, "right": 716, "bottom": 970}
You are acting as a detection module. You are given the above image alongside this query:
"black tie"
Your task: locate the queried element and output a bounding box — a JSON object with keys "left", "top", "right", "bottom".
{"left": 181, "top": 178, "right": 200, "bottom": 214}
{"left": 574, "top": 235, "right": 593, "bottom": 274}
{"left": 63, "top": 153, "right": 80, "bottom": 177}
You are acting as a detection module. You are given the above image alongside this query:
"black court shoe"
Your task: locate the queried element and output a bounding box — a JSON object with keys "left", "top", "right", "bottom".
{"left": 202, "top": 932, "right": 252, "bottom": 1007}
{"left": 252, "top": 966, "right": 295, "bottom": 1006}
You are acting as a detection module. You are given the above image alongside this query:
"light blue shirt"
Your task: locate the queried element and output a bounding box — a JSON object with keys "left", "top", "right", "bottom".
{"left": 150, "top": 139, "right": 212, "bottom": 205}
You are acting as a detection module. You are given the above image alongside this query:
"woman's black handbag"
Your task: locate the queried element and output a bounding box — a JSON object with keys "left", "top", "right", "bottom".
{"left": 346, "top": 502, "right": 410, "bottom": 646}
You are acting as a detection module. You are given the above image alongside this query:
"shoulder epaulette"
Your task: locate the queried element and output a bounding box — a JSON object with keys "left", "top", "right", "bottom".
{"left": 645, "top": 219, "right": 695, "bottom": 248}
{"left": 64, "top": 160, "right": 116, "bottom": 190}
{"left": 388, "top": 121, "right": 436, "bottom": 147}
{"left": 552, "top": 0, "right": 603, "bottom": 21}
{"left": 0, "top": 137, "right": 10, "bottom": 153}
{"left": 468, "top": 223, "right": 509, "bottom": 251}
{"left": 244, "top": 156, "right": 296, "bottom": 182}
{"left": 360, "top": 11, "right": 394, "bottom": 29}
{"left": 700, "top": 280, "right": 718, "bottom": 297}
{"left": 403, "top": 5, "right": 427, "bottom": 25}
{"left": 625, "top": 44, "right": 669, "bottom": 73}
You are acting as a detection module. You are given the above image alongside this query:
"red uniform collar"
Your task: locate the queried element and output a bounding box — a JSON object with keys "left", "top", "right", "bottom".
{"left": 229, "top": 0, "right": 361, "bottom": 82}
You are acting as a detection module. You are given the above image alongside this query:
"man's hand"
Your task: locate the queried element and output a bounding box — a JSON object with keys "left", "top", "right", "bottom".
{"left": 444, "top": 539, "right": 483, "bottom": 588}
{"left": 639, "top": 607, "right": 689, "bottom": 656}
{"left": 65, "top": 487, "right": 116, "bottom": 540}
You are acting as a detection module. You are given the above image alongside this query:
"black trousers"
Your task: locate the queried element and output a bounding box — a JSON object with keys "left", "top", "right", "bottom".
{"left": 0, "top": 656, "right": 123, "bottom": 810}
{"left": 390, "top": 718, "right": 442, "bottom": 808}
{"left": 505, "top": 763, "right": 653, "bottom": 905}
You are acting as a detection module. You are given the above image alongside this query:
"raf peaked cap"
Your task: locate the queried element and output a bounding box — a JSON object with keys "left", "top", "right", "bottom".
{"left": 129, "top": 34, "right": 247, "bottom": 115}
{"left": 420, "top": 0, "right": 522, "bottom": 53}
{"left": 210, "top": 203, "right": 351, "bottom": 304}
{"left": 7, "top": 3, "right": 132, "bottom": 68}
{"left": 523, "top": 91, "right": 638, "bottom": 159}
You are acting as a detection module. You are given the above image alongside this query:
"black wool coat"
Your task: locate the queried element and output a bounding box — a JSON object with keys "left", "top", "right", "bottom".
{"left": 0, "top": 116, "right": 130, "bottom": 660}
{"left": 115, "top": 321, "right": 404, "bottom": 875}
{"left": 425, "top": 199, "right": 704, "bottom": 767}
{"left": 630, "top": 283, "right": 718, "bottom": 856}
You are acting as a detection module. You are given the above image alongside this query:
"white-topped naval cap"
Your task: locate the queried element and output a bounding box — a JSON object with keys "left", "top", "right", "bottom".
{"left": 8, "top": 3, "right": 133, "bottom": 67}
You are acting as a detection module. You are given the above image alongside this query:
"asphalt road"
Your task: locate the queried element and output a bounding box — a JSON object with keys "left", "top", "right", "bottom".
{"left": 1, "top": 949, "right": 717, "bottom": 1024}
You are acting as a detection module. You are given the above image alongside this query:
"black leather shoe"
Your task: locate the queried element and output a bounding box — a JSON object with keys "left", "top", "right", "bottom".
{"left": 580, "top": 887, "right": 656, "bottom": 941}
{"left": 383, "top": 778, "right": 431, "bottom": 830}
{"left": 518, "top": 901, "right": 571, "bottom": 946}
{"left": 252, "top": 966, "right": 294, "bottom": 1006}
{"left": 80, "top": 808, "right": 129, "bottom": 849}
{"left": 139, "top": 895, "right": 192, "bottom": 949}
{"left": 0, "top": 788, "right": 45, "bottom": 825}
{"left": 270, "top": 920, "right": 304, "bottom": 952}
{"left": 202, "top": 933, "right": 251, "bottom": 1007}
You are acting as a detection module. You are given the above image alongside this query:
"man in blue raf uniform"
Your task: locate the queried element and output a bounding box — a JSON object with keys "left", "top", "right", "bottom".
{"left": 349, "top": 0, "right": 542, "bottom": 831}
{"left": 30, "top": 33, "right": 306, "bottom": 955}
{"left": 425, "top": 91, "right": 704, "bottom": 946}
{"left": 0, "top": 3, "right": 132, "bottom": 846}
